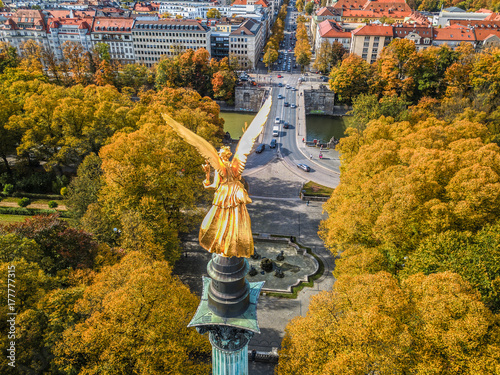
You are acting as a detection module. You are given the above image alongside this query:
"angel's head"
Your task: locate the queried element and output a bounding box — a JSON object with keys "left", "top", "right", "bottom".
{"left": 218, "top": 146, "right": 232, "bottom": 161}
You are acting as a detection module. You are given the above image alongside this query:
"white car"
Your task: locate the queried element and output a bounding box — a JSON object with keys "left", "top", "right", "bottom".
{"left": 275, "top": 117, "right": 280, "bottom": 124}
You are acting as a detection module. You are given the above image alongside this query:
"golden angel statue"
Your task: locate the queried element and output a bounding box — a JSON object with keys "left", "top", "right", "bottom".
{"left": 162, "top": 96, "right": 272, "bottom": 258}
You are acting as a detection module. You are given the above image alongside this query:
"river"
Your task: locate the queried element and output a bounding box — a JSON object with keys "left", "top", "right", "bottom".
{"left": 220, "top": 111, "right": 347, "bottom": 142}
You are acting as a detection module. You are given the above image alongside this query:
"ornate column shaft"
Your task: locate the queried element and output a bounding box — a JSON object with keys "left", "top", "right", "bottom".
{"left": 189, "top": 255, "right": 264, "bottom": 375}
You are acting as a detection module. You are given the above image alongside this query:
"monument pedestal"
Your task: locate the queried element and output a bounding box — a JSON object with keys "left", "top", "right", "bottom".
{"left": 188, "top": 255, "right": 264, "bottom": 375}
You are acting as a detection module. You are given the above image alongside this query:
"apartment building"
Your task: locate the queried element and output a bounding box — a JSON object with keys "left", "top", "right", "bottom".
{"left": 0, "top": 9, "right": 48, "bottom": 54}
{"left": 91, "top": 17, "right": 135, "bottom": 64}
{"left": 229, "top": 18, "right": 264, "bottom": 68}
{"left": 46, "top": 13, "right": 93, "bottom": 60}
{"left": 351, "top": 24, "right": 393, "bottom": 63}
{"left": 132, "top": 18, "right": 211, "bottom": 67}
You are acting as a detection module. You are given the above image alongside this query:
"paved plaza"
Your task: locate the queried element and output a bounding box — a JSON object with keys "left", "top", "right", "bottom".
{"left": 174, "top": 158, "right": 337, "bottom": 374}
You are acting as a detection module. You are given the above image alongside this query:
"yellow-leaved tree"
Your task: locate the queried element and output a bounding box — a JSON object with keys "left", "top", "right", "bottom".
{"left": 277, "top": 272, "right": 500, "bottom": 374}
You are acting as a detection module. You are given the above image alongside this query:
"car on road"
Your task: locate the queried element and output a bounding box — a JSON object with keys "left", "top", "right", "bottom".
{"left": 278, "top": 83, "right": 283, "bottom": 87}
{"left": 286, "top": 85, "right": 290, "bottom": 89}
{"left": 275, "top": 117, "right": 280, "bottom": 124}
{"left": 270, "top": 139, "right": 277, "bottom": 148}
{"left": 291, "top": 87, "right": 297, "bottom": 91}
{"left": 283, "top": 122, "right": 290, "bottom": 129}
{"left": 255, "top": 143, "right": 265, "bottom": 153}
{"left": 291, "top": 103, "right": 297, "bottom": 108}
{"left": 278, "top": 94, "right": 284, "bottom": 99}
{"left": 284, "top": 101, "right": 289, "bottom": 107}
{"left": 297, "top": 163, "right": 311, "bottom": 172}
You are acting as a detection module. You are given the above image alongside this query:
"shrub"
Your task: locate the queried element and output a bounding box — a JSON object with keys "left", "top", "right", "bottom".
{"left": 18, "top": 197, "right": 31, "bottom": 208}
{"left": 3, "top": 184, "right": 14, "bottom": 195}
{"left": 48, "top": 200, "right": 58, "bottom": 209}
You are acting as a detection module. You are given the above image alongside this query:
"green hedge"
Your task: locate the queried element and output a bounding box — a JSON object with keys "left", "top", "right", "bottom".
{"left": 0, "top": 192, "right": 64, "bottom": 200}
{"left": 0, "top": 207, "right": 71, "bottom": 218}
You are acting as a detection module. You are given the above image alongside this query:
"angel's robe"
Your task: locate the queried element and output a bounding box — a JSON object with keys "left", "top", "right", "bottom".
{"left": 199, "top": 160, "right": 254, "bottom": 257}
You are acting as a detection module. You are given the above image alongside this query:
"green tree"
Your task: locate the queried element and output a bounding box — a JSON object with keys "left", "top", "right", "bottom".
{"left": 54, "top": 251, "right": 211, "bottom": 374}
{"left": 66, "top": 153, "right": 103, "bottom": 219}
{"left": 305, "top": 0, "right": 314, "bottom": 14}
{"left": 348, "top": 93, "right": 409, "bottom": 130}
{"left": 313, "top": 40, "right": 333, "bottom": 73}
{"left": 0, "top": 42, "right": 19, "bottom": 74}
{"left": 402, "top": 223, "right": 500, "bottom": 312}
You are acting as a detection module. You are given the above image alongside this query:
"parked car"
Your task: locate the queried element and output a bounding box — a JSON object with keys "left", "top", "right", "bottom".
{"left": 278, "top": 83, "right": 283, "bottom": 87}
{"left": 297, "top": 163, "right": 311, "bottom": 172}
{"left": 277, "top": 74, "right": 282, "bottom": 78}
{"left": 270, "top": 139, "right": 277, "bottom": 148}
{"left": 255, "top": 143, "right": 265, "bottom": 153}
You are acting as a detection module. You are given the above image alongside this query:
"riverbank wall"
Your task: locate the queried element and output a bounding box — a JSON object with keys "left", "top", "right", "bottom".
{"left": 303, "top": 86, "right": 350, "bottom": 116}
{"left": 216, "top": 87, "right": 268, "bottom": 113}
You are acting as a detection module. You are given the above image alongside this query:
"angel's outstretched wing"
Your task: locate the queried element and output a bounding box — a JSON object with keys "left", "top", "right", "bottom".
{"left": 162, "top": 113, "right": 225, "bottom": 175}
{"left": 231, "top": 94, "right": 273, "bottom": 176}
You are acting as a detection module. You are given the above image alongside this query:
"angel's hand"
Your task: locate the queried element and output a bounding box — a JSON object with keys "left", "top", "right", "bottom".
{"left": 202, "top": 161, "right": 211, "bottom": 174}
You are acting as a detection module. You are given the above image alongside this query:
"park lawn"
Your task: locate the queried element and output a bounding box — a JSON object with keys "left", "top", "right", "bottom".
{"left": 0, "top": 214, "right": 32, "bottom": 224}
{"left": 303, "top": 181, "right": 334, "bottom": 197}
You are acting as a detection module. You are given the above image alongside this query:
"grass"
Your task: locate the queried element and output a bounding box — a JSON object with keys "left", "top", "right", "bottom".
{"left": 302, "top": 181, "right": 334, "bottom": 197}
{"left": 0, "top": 214, "right": 32, "bottom": 224}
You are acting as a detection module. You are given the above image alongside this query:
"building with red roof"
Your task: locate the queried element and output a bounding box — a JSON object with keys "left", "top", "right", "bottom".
{"left": 46, "top": 10, "right": 94, "bottom": 60}
{"left": 433, "top": 23, "right": 475, "bottom": 48}
{"left": 351, "top": 24, "right": 393, "bottom": 63}
{"left": 0, "top": 9, "right": 48, "bottom": 55}
{"left": 392, "top": 23, "right": 434, "bottom": 50}
{"left": 91, "top": 17, "right": 135, "bottom": 64}
{"left": 315, "top": 19, "right": 351, "bottom": 52}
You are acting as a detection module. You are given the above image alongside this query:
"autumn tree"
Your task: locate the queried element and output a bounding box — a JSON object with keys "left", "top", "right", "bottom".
{"left": 294, "top": 22, "right": 312, "bottom": 71}
{"left": 19, "top": 40, "right": 44, "bottom": 76}
{"left": 86, "top": 88, "right": 224, "bottom": 263}
{"left": 62, "top": 41, "right": 91, "bottom": 85}
{"left": 296, "top": 0, "right": 305, "bottom": 12}
{"left": 329, "top": 54, "right": 373, "bottom": 103}
{"left": 1, "top": 214, "right": 98, "bottom": 274}
{"left": 8, "top": 83, "right": 137, "bottom": 170}
{"left": 320, "top": 114, "right": 500, "bottom": 274}
{"left": 278, "top": 272, "right": 500, "bottom": 374}
{"left": 212, "top": 69, "right": 237, "bottom": 103}
{"left": 207, "top": 8, "right": 222, "bottom": 18}
{"left": 263, "top": 46, "right": 278, "bottom": 71}
{"left": 54, "top": 251, "right": 211, "bottom": 374}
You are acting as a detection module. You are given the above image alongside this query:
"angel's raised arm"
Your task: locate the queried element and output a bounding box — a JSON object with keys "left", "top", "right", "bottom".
{"left": 232, "top": 94, "right": 273, "bottom": 176}
{"left": 162, "top": 114, "right": 225, "bottom": 176}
